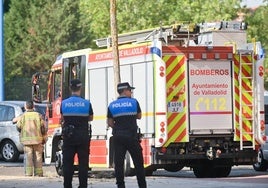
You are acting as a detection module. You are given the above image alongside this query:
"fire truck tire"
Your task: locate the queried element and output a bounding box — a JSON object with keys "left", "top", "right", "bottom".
{"left": 0, "top": 140, "right": 20, "bottom": 162}
{"left": 124, "top": 152, "right": 135, "bottom": 176}
{"left": 214, "top": 166, "right": 232, "bottom": 177}
{"left": 164, "top": 164, "right": 184, "bottom": 172}
{"left": 55, "top": 152, "right": 63, "bottom": 176}
{"left": 193, "top": 164, "right": 231, "bottom": 178}
{"left": 193, "top": 165, "right": 211, "bottom": 178}
{"left": 253, "top": 149, "right": 268, "bottom": 171}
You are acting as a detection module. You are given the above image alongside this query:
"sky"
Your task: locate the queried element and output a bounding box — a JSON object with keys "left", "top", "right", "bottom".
{"left": 241, "top": 0, "right": 265, "bottom": 7}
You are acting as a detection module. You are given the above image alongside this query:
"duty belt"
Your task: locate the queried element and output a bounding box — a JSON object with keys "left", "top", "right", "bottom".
{"left": 113, "top": 129, "right": 136, "bottom": 137}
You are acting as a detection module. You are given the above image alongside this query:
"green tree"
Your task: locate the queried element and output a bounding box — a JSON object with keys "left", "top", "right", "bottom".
{"left": 244, "top": 4, "right": 268, "bottom": 90}
{"left": 4, "top": 0, "right": 91, "bottom": 100}
{"left": 5, "top": 0, "right": 265, "bottom": 100}
{"left": 81, "top": 0, "right": 242, "bottom": 43}
{"left": 79, "top": 0, "right": 110, "bottom": 45}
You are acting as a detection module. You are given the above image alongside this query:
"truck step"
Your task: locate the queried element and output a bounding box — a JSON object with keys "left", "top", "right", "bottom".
{"left": 241, "top": 145, "right": 254, "bottom": 149}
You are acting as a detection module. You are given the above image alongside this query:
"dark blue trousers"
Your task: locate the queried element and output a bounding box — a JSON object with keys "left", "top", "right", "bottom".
{"left": 63, "top": 131, "right": 89, "bottom": 188}
{"left": 113, "top": 135, "right": 147, "bottom": 188}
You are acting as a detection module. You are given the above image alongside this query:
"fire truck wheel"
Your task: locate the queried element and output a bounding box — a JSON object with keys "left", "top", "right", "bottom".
{"left": 193, "top": 165, "right": 210, "bottom": 178}
{"left": 193, "top": 164, "right": 215, "bottom": 178}
{"left": 214, "top": 166, "right": 232, "bottom": 177}
{"left": 55, "top": 166, "right": 63, "bottom": 176}
{"left": 55, "top": 152, "right": 63, "bottom": 176}
{"left": 253, "top": 149, "right": 268, "bottom": 171}
{"left": 0, "top": 140, "right": 20, "bottom": 162}
{"left": 193, "top": 164, "right": 231, "bottom": 178}
{"left": 164, "top": 164, "right": 184, "bottom": 172}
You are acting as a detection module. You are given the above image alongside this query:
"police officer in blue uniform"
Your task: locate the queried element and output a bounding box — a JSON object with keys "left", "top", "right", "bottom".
{"left": 61, "top": 79, "right": 94, "bottom": 188}
{"left": 107, "top": 82, "right": 147, "bottom": 188}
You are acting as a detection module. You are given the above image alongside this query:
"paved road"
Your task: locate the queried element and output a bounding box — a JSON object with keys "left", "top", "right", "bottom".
{"left": 0, "top": 160, "right": 268, "bottom": 188}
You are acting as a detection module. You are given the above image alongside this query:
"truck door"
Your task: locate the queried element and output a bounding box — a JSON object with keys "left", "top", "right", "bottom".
{"left": 47, "top": 70, "right": 62, "bottom": 124}
{"left": 62, "top": 55, "right": 86, "bottom": 99}
{"left": 188, "top": 60, "right": 234, "bottom": 134}
{"left": 47, "top": 55, "right": 86, "bottom": 124}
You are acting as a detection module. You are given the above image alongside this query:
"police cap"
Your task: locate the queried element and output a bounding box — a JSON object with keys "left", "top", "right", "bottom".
{"left": 70, "top": 79, "right": 82, "bottom": 88}
{"left": 117, "top": 82, "right": 135, "bottom": 93}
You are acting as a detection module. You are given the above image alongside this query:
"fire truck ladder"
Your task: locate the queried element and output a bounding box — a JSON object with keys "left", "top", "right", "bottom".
{"left": 95, "top": 23, "right": 200, "bottom": 48}
{"left": 95, "top": 21, "right": 246, "bottom": 48}
{"left": 238, "top": 51, "right": 255, "bottom": 150}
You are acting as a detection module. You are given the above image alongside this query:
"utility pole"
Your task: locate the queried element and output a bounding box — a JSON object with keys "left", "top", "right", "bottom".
{"left": 0, "top": 0, "right": 4, "bottom": 101}
{"left": 110, "top": 0, "right": 121, "bottom": 96}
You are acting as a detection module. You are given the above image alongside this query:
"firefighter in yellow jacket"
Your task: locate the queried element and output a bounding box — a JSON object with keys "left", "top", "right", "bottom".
{"left": 16, "top": 100, "right": 46, "bottom": 176}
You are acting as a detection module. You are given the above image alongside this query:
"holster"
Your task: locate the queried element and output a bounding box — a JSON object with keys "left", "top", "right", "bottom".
{"left": 88, "top": 124, "right": 92, "bottom": 140}
{"left": 62, "top": 124, "right": 75, "bottom": 138}
{"left": 113, "top": 128, "right": 142, "bottom": 142}
{"left": 137, "top": 128, "right": 143, "bottom": 142}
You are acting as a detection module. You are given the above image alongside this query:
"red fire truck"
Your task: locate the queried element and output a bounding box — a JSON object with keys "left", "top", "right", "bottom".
{"left": 34, "top": 21, "right": 266, "bottom": 177}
